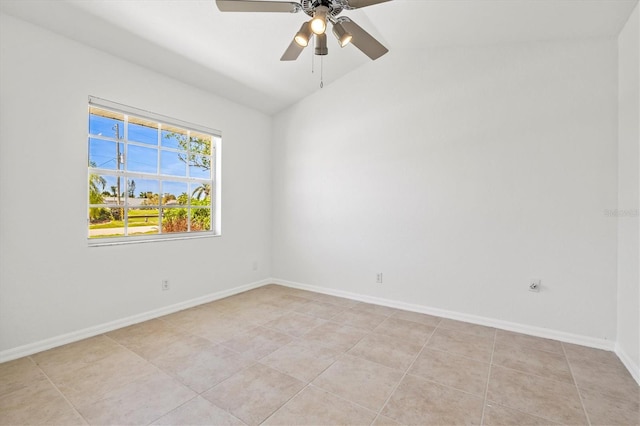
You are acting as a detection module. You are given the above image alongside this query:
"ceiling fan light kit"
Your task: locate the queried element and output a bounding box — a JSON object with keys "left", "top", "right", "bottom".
{"left": 310, "top": 5, "right": 329, "bottom": 34}
{"left": 294, "top": 21, "right": 313, "bottom": 46}
{"left": 315, "top": 33, "right": 329, "bottom": 55}
{"left": 215, "top": 0, "right": 391, "bottom": 61}
{"left": 332, "top": 21, "right": 352, "bottom": 47}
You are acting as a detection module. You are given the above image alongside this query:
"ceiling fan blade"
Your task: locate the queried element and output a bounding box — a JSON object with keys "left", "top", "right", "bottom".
{"left": 341, "top": 19, "right": 388, "bottom": 60}
{"left": 281, "top": 39, "right": 305, "bottom": 61}
{"left": 344, "top": 0, "right": 392, "bottom": 9}
{"left": 216, "top": 0, "right": 300, "bottom": 13}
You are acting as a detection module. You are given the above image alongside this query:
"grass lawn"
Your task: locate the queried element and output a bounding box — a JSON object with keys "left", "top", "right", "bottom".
{"left": 89, "top": 209, "right": 159, "bottom": 229}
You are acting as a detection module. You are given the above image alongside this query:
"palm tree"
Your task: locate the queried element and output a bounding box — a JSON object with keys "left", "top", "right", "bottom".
{"left": 88, "top": 161, "right": 106, "bottom": 203}
{"left": 192, "top": 183, "right": 211, "bottom": 201}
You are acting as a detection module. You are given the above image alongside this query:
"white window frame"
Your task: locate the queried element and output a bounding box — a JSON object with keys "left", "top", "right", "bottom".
{"left": 87, "top": 96, "right": 222, "bottom": 246}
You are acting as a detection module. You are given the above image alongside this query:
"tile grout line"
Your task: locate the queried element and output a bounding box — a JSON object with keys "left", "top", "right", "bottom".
{"left": 27, "top": 355, "right": 91, "bottom": 425}
{"left": 479, "top": 329, "right": 497, "bottom": 426}
{"left": 369, "top": 319, "right": 442, "bottom": 425}
{"left": 561, "top": 342, "right": 593, "bottom": 426}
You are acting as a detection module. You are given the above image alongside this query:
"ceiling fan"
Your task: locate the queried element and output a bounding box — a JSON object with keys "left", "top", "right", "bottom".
{"left": 216, "top": 0, "right": 391, "bottom": 61}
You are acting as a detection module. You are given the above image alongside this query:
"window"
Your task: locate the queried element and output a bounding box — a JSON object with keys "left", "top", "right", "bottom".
{"left": 88, "top": 97, "right": 221, "bottom": 244}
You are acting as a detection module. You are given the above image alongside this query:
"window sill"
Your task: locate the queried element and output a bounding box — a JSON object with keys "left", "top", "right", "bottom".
{"left": 88, "top": 232, "right": 220, "bottom": 247}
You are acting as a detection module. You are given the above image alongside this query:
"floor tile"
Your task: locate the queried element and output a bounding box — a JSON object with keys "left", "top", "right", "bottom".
{"left": 202, "top": 363, "right": 305, "bottom": 426}
{"left": 221, "top": 326, "right": 292, "bottom": 360}
{"left": 331, "top": 308, "right": 388, "bottom": 331}
{"left": 264, "top": 385, "right": 376, "bottom": 426}
{"left": 382, "top": 374, "right": 484, "bottom": 425}
{"left": 492, "top": 342, "right": 573, "bottom": 383}
{"left": 76, "top": 369, "right": 195, "bottom": 425}
{"left": 263, "top": 294, "right": 311, "bottom": 311}
{"left": 160, "top": 305, "right": 226, "bottom": 331}
{"left": 482, "top": 403, "right": 559, "bottom": 425}
{"left": 569, "top": 355, "right": 639, "bottom": 404}
{"left": 373, "top": 316, "right": 435, "bottom": 343}
{"left": 295, "top": 300, "right": 346, "bottom": 319}
{"left": 31, "top": 335, "right": 122, "bottom": 379}
{"left": 371, "top": 414, "right": 403, "bottom": 425}
{"left": 301, "top": 321, "right": 367, "bottom": 352}
{"left": 5, "top": 285, "right": 638, "bottom": 426}
{"left": 409, "top": 348, "right": 490, "bottom": 395}
{"left": 562, "top": 342, "right": 621, "bottom": 365}
{"left": 0, "top": 357, "right": 45, "bottom": 397}
{"left": 438, "top": 318, "right": 496, "bottom": 338}
{"left": 426, "top": 327, "right": 494, "bottom": 363}
{"left": 260, "top": 339, "right": 342, "bottom": 382}
{"left": 264, "top": 311, "right": 327, "bottom": 337}
{"left": 495, "top": 330, "right": 563, "bottom": 354}
{"left": 312, "top": 354, "right": 403, "bottom": 412}
{"left": 486, "top": 365, "right": 587, "bottom": 424}
{"left": 223, "top": 304, "right": 285, "bottom": 325}
{"left": 308, "top": 293, "right": 359, "bottom": 307}
{"left": 579, "top": 387, "right": 640, "bottom": 426}
{"left": 150, "top": 335, "right": 255, "bottom": 393}
{"left": 391, "top": 310, "right": 442, "bottom": 327}
{"left": 188, "top": 315, "right": 255, "bottom": 343}
{"left": 151, "top": 396, "right": 245, "bottom": 425}
{"left": 49, "top": 348, "right": 158, "bottom": 407}
{"left": 352, "top": 302, "right": 399, "bottom": 317}
{"left": 106, "top": 319, "right": 186, "bottom": 359}
{"left": 349, "top": 332, "right": 423, "bottom": 371}
{"left": 0, "top": 376, "right": 86, "bottom": 425}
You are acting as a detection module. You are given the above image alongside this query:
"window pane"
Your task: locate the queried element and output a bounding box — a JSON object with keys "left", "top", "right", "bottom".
{"left": 161, "top": 207, "right": 189, "bottom": 233}
{"left": 88, "top": 174, "right": 124, "bottom": 206}
{"left": 127, "top": 145, "right": 158, "bottom": 173}
{"left": 191, "top": 207, "right": 211, "bottom": 232}
{"left": 129, "top": 116, "right": 159, "bottom": 145}
{"left": 190, "top": 182, "right": 211, "bottom": 202}
{"left": 162, "top": 181, "right": 188, "bottom": 205}
{"left": 162, "top": 127, "right": 187, "bottom": 150}
{"left": 189, "top": 156, "right": 211, "bottom": 179}
{"left": 89, "top": 107, "right": 123, "bottom": 138}
{"left": 125, "top": 178, "right": 159, "bottom": 205}
{"left": 160, "top": 150, "right": 187, "bottom": 177}
{"left": 190, "top": 133, "right": 211, "bottom": 155}
{"left": 89, "top": 139, "right": 123, "bottom": 170}
{"left": 127, "top": 208, "right": 159, "bottom": 236}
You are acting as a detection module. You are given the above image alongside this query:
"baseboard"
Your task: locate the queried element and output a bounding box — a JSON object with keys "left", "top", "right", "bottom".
{"left": 272, "top": 278, "right": 617, "bottom": 352}
{"left": 615, "top": 344, "right": 640, "bottom": 385}
{"left": 0, "top": 278, "right": 271, "bottom": 364}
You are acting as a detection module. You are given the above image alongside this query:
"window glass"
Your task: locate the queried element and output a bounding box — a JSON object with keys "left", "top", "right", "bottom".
{"left": 88, "top": 100, "right": 219, "bottom": 243}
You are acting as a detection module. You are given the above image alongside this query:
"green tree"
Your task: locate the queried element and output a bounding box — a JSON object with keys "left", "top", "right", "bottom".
{"left": 164, "top": 132, "right": 211, "bottom": 171}
{"left": 88, "top": 161, "right": 111, "bottom": 222}
{"left": 127, "top": 179, "right": 136, "bottom": 198}
{"left": 192, "top": 183, "right": 211, "bottom": 201}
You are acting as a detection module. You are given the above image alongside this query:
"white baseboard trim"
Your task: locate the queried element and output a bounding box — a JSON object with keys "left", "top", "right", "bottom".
{"left": 272, "top": 278, "right": 617, "bottom": 352}
{"left": 0, "top": 278, "right": 271, "bottom": 364}
{"left": 615, "top": 344, "right": 640, "bottom": 385}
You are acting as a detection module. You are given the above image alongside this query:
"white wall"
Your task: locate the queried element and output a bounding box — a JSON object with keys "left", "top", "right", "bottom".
{"left": 0, "top": 14, "right": 272, "bottom": 354}
{"left": 617, "top": 2, "right": 640, "bottom": 380}
{"left": 273, "top": 39, "right": 620, "bottom": 342}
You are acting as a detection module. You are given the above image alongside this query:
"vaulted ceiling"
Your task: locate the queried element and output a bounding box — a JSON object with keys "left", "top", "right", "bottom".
{"left": 1, "top": 0, "right": 637, "bottom": 114}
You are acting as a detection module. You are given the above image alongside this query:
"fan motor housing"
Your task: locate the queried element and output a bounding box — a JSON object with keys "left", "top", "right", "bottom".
{"left": 302, "top": 0, "right": 344, "bottom": 18}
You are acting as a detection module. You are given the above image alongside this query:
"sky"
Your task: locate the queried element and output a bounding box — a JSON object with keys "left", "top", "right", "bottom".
{"left": 88, "top": 113, "right": 211, "bottom": 199}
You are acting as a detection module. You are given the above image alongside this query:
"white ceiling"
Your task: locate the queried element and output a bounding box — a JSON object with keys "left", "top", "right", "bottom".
{"left": 1, "top": 0, "right": 637, "bottom": 114}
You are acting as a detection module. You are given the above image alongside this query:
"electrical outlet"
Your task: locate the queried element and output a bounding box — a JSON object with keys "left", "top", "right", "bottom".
{"left": 162, "top": 280, "right": 170, "bottom": 291}
{"left": 529, "top": 279, "right": 541, "bottom": 292}
{"left": 376, "top": 273, "right": 383, "bottom": 283}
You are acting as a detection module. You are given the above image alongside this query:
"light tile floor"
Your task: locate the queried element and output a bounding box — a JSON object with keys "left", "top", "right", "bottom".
{"left": 1, "top": 284, "right": 638, "bottom": 425}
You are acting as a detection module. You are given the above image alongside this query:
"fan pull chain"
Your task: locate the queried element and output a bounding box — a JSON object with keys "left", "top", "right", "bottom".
{"left": 320, "top": 56, "right": 324, "bottom": 88}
